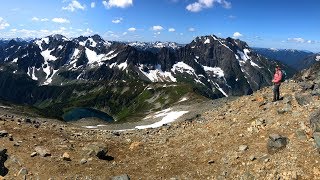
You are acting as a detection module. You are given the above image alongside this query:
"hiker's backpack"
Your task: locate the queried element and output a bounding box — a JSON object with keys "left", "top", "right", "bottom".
{"left": 280, "top": 70, "right": 286, "bottom": 82}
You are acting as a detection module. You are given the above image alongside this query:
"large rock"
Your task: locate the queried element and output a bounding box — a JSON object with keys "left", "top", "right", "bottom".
{"left": 313, "top": 132, "right": 320, "bottom": 149}
{"left": 0, "top": 148, "right": 8, "bottom": 176}
{"left": 310, "top": 109, "right": 320, "bottom": 132}
{"left": 35, "top": 146, "right": 51, "bottom": 157}
{"left": 295, "top": 93, "right": 313, "bottom": 106}
{"left": 0, "top": 131, "right": 8, "bottom": 138}
{"left": 111, "top": 174, "right": 130, "bottom": 180}
{"left": 82, "top": 143, "right": 113, "bottom": 160}
{"left": 267, "top": 134, "right": 288, "bottom": 154}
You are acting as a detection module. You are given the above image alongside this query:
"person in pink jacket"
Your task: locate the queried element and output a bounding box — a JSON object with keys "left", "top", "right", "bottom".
{"left": 272, "top": 65, "right": 283, "bottom": 102}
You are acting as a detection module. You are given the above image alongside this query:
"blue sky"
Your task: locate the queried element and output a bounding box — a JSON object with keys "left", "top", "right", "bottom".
{"left": 0, "top": 0, "right": 319, "bottom": 52}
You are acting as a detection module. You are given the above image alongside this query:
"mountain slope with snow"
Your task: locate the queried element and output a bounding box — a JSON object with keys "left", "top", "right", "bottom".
{"left": 0, "top": 34, "right": 289, "bottom": 97}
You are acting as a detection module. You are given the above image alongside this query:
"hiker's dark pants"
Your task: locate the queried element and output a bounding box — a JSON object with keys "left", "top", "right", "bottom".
{"left": 273, "top": 84, "right": 280, "bottom": 101}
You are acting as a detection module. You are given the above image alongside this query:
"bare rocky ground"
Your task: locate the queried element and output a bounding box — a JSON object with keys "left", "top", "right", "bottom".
{"left": 0, "top": 81, "right": 320, "bottom": 179}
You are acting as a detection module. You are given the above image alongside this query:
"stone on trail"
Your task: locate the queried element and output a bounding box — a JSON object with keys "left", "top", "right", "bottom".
{"left": 18, "top": 167, "right": 28, "bottom": 176}
{"left": 0, "top": 130, "right": 8, "bottom": 138}
{"left": 62, "top": 152, "right": 71, "bottom": 161}
{"left": 35, "top": 146, "right": 51, "bottom": 157}
{"left": 82, "top": 143, "right": 112, "bottom": 160}
{"left": 267, "top": 134, "right": 288, "bottom": 154}
{"left": 238, "top": 145, "right": 248, "bottom": 152}
{"left": 80, "top": 158, "right": 87, "bottom": 164}
{"left": 111, "top": 174, "right": 130, "bottom": 180}
{"left": 30, "top": 152, "right": 37, "bottom": 157}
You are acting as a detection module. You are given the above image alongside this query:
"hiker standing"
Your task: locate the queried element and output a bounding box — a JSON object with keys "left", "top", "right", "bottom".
{"left": 272, "top": 65, "right": 282, "bottom": 102}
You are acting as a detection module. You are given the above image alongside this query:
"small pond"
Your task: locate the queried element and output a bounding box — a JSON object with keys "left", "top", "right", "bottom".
{"left": 62, "top": 107, "right": 114, "bottom": 122}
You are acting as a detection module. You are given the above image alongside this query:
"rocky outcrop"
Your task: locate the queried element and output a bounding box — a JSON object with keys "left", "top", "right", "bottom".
{"left": 0, "top": 148, "right": 8, "bottom": 176}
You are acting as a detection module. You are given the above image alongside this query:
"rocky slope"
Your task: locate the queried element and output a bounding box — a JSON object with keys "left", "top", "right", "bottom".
{"left": 0, "top": 78, "right": 320, "bottom": 179}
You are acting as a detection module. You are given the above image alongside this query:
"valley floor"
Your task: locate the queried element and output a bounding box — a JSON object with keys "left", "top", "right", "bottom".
{"left": 0, "top": 81, "right": 320, "bottom": 179}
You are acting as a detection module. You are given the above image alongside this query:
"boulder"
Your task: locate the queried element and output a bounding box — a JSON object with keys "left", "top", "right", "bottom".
{"left": 267, "top": 134, "right": 288, "bottom": 154}
{"left": 313, "top": 132, "right": 320, "bottom": 149}
{"left": 0, "top": 131, "right": 8, "bottom": 138}
{"left": 62, "top": 152, "right": 71, "bottom": 161}
{"left": 111, "top": 174, "right": 130, "bottom": 180}
{"left": 82, "top": 143, "right": 113, "bottom": 160}
{"left": 238, "top": 145, "right": 248, "bottom": 152}
{"left": 35, "top": 146, "right": 51, "bottom": 157}
{"left": 310, "top": 109, "right": 320, "bottom": 132}
{"left": 298, "top": 82, "right": 314, "bottom": 91}
{"left": 295, "top": 93, "right": 313, "bottom": 106}
{"left": 0, "top": 148, "right": 8, "bottom": 176}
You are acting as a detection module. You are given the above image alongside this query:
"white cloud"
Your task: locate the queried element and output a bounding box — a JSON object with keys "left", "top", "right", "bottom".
{"left": 186, "top": 2, "right": 202, "bottom": 12}
{"left": 123, "top": 32, "right": 127, "bottom": 35}
{"left": 31, "top": 17, "right": 39, "bottom": 21}
{"left": 2, "top": 27, "right": 95, "bottom": 39}
{"left": 32, "top": 17, "right": 49, "bottom": 22}
{"left": 91, "top": 2, "right": 96, "bottom": 8}
{"left": 103, "top": 0, "right": 133, "bottom": 9}
{"left": 128, "top": 27, "right": 136, "bottom": 32}
{"left": 0, "top": 17, "right": 10, "bottom": 30}
{"left": 152, "top": 25, "right": 164, "bottom": 31}
{"left": 154, "top": 32, "right": 161, "bottom": 35}
{"left": 112, "top": 17, "right": 123, "bottom": 24}
{"left": 186, "top": 0, "right": 231, "bottom": 12}
{"left": 188, "top": 27, "right": 196, "bottom": 32}
{"left": 233, "top": 32, "right": 243, "bottom": 38}
{"left": 287, "top": 37, "right": 305, "bottom": 43}
{"left": 168, "top": 28, "right": 175, "bottom": 32}
{"left": 41, "top": 18, "right": 49, "bottom": 22}
{"left": 52, "top": 18, "right": 70, "bottom": 24}
{"left": 62, "top": 0, "right": 86, "bottom": 12}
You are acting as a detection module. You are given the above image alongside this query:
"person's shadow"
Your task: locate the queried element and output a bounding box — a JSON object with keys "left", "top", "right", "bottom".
{"left": 0, "top": 149, "right": 9, "bottom": 176}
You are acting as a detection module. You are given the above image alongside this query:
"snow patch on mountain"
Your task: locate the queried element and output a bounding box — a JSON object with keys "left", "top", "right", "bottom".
{"left": 203, "top": 66, "right": 224, "bottom": 78}
{"left": 41, "top": 49, "right": 57, "bottom": 61}
{"left": 204, "top": 39, "right": 210, "bottom": 44}
{"left": 136, "top": 108, "right": 188, "bottom": 129}
{"left": 85, "top": 48, "right": 106, "bottom": 64}
{"left": 12, "top": 58, "right": 18, "bottom": 63}
{"left": 118, "top": 61, "right": 128, "bottom": 70}
{"left": 213, "top": 82, "right": 228, "bottom": 97}
{"left": 139, "top": 64, "right": 177, "bottom": 82}
{"left": 250, "top": 61, "right": 262, "bottom": 68}
{"left": 43, "top": 69, "right": 58, "bottom": 85}
{"left": 172, "top": 62, "right": 195, "bottom": 75}
{"left": 27, "top": 67, "right": 38, "bottom": 81}
{"left": 316, "top": 55, "right": 320, "bottom": 61}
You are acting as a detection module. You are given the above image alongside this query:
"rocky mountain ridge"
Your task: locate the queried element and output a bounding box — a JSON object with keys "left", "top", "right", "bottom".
{"left": 0, "top": 34, "right": 292, "bottom": 121}
{"left": 0, "top": 34, "right": 286, "bottom": 96}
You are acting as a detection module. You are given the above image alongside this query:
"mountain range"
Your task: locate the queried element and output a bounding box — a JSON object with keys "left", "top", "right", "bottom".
{"left": 253, "top": 47, "right": 318, "bottom": 70}
{"left": 0, "top": 34, "right": 295, "bottom": 121}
